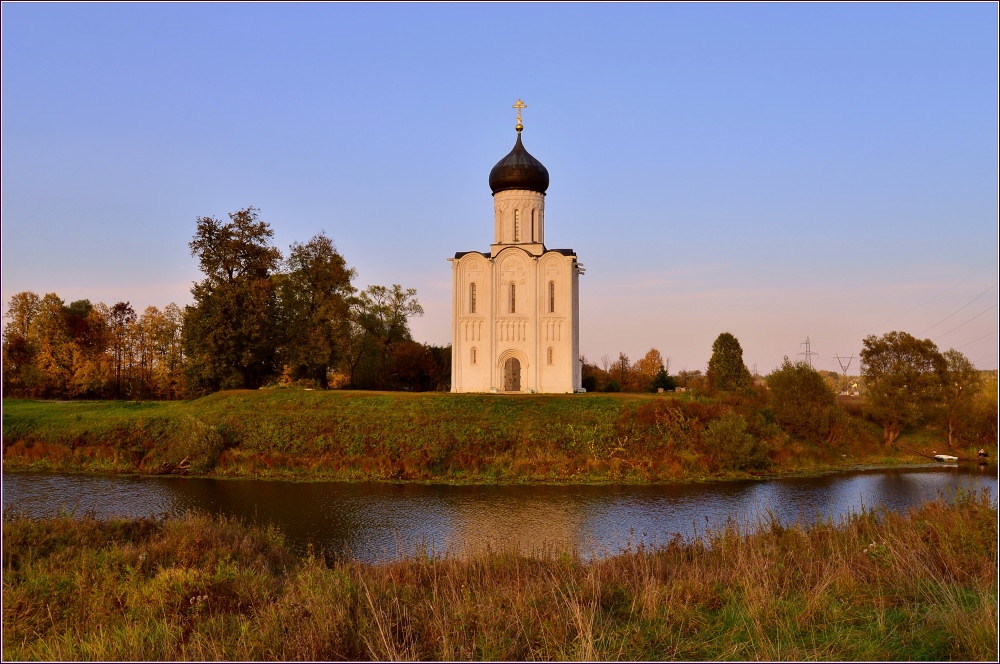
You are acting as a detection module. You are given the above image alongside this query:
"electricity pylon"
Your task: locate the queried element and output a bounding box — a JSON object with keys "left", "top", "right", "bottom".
{"left": 834, "top": 354, "right": 854, "bottom": 375}
{"left": 799, "top": 337, "right": 818, "bottom": 368}
{"left": 833, "top": 354, "right": 856, "bottom": 395}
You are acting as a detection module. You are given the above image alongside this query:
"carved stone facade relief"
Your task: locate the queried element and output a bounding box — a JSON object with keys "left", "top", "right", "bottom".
{"left": 498, "top": 254, "right": 527, "bottom": 283}
{"left": 461, "top": 319, "right": 483, "bottom": 342}
{"left": 496, "top": 318, "right": 528, "bottom": 342}
{"left": 543, "top": 318, "right": 563, "bottom": 342}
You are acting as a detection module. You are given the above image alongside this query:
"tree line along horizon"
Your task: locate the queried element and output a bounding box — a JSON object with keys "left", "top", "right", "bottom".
{"left": 3, "top": 207, "right": 995, "bottom": 450}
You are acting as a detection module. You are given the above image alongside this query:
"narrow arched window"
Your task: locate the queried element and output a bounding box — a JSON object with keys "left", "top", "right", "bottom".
{"left": 547, "top": 347, "right": 554, "bottom": 365}
{"left": 548, "top": 280, "right": 555, "bottom": 313}
{"left": 469, "top": 283, "right": 477, "bottom": 314}
{"left": 513, "top": 210, "right": 520, "bottom": 242}
{"left": 510, "top": 283, "right": 516, "bottom": 314}
{"left": 471, "top": 347, "right": 477, "bottom": 365}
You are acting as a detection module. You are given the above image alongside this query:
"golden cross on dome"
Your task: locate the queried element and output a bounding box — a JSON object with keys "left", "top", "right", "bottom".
{"left": 512, "top": 98, "right": 527, "bottom": 132}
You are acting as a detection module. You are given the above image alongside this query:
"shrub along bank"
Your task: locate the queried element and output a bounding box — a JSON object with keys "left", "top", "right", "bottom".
{"left": 1, "top": 389, "right": 952, "bottom": 482}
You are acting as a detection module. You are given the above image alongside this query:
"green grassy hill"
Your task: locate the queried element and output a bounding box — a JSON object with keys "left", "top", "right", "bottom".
{"left": 0, "top": 389, "right": 934, "bottom": 482}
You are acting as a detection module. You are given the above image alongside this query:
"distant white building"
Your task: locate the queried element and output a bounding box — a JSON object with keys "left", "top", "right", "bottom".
{"left": 449, "top": 101, "right": 584, "bottom": 393}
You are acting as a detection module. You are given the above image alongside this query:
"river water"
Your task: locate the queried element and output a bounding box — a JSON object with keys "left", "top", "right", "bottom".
{"left": 2, "top": 465, "right": 995, "bottom": 563}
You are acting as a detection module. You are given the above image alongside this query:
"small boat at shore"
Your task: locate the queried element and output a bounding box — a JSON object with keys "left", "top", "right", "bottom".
{"left": 933, "top": 454, "right": 959, "bottom": 463}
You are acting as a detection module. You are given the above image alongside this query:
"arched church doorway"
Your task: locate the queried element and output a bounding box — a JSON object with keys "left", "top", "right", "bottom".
{"left": 503, "top": 357, "right": 521, "bottom": 392}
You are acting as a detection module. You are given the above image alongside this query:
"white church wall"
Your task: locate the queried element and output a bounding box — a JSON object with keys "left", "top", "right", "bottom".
{"left": 536, "top": 252, "right": 576, "bottom": 393}
{"left": 452, "top": 252, "right": 494, "bottom": 393}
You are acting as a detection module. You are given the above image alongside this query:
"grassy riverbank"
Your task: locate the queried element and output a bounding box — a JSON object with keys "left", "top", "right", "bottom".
{"left": 3, "top": 491, "right": 996, "bottom": 661}
{"left": 1, "top": 389, "right": 953, "bottom": 483}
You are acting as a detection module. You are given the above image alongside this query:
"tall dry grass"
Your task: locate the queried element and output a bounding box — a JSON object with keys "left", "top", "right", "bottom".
{"left": 3, "top": 489, "right": 995, "bottom": 661}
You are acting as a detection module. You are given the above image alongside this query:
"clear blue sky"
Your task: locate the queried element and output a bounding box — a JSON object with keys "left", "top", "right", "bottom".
{"left": 3, "top": 2, "right": 997, "bottom": 374}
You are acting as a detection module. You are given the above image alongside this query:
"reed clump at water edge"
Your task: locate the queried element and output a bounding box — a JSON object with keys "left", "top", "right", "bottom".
{"left": 3, "top": 490, "right": 996, "bottom": 661}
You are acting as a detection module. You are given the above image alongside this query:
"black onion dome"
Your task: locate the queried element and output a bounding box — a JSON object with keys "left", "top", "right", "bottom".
{"left": 488, "top": 133, "right": 549, "bottom": 195}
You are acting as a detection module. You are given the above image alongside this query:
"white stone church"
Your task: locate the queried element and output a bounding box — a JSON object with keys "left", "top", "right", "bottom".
{"left": 449, "top": 102, "right": 585, "bottom": 393}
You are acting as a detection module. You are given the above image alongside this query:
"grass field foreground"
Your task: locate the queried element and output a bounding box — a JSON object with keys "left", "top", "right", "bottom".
{"left": 2, "top": 490, "right": 996, "bottom": 661}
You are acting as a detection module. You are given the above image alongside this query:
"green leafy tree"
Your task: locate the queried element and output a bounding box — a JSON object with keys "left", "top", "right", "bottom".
{"left": 134, "top": 305, "right": 185, "bottom": 399}
{"left": 675, "top": 369, "right": 705, "bottom": 391}
{"left": 939, "top": 349, "right": 982, "bottom": 449}
{"left": 183, "top": 207, "right": 282, "bottom": 393}
{"left": 4, "top": 292, "right": 182, "bottom": 399}
{"left": 633, "top": 348, "right": 667, "bottom": 392}
{"left": 108, "top": 301, "right": 136, "bottom": 398}
{"left": 968, "top": 371, "right": 998, "bottom": 447}
{"left": 766, "top": 357, "right": 841, "bottom": 444}
{"left": 707, "top": 332, "right": 753, "bottom": 392}
{"left": 386, "top": 340, "right": 438, "bottom": 391}
{"left": 860, "top": 331, "right": 945, "bottom": 447}
{"left": 2, "top": 291, "right": 42, "bottom": 395}
{"left": 277, "top": 233, "right": 356, "bottom": 388}
{"left": 650, "top": 366, "right": 677, "bottom": 392}
{"left": 426, "top": 344, "right": 452, "bottom": 392}
{"left": 68, "top": 300, "right": 111, "bottom": 398}
{"left": 817, "top": 370, "right": 841, "bottom": 394}
{"left": 580, "top": 356, "right": 608, "bottom": 393}
{"left": 344, "top": 284, "right": 423, "bottom": 389}
{"left": 611, "top": 352, "right": 631, "bottom": 390}
{"left": 32, "top": 293, "right": 77, "bottom": 397}
{"left": 63, "top": 300, "right": 103, "bottom": 353}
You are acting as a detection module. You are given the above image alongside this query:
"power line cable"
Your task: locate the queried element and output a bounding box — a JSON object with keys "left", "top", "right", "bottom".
{"left": 933, "top": 303, "right": 998, "bottom": 340}
{"left": 953, "top": 330, "right": 998, "bottom": 351}
{"left": 898, "top": 264, "right": 994, "bottom": 322}
{"left": 971, "top": 351, "right": 997, "bottom": 369}
{"left": 919, "top": 281, "right": 998, "bottom": 336}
